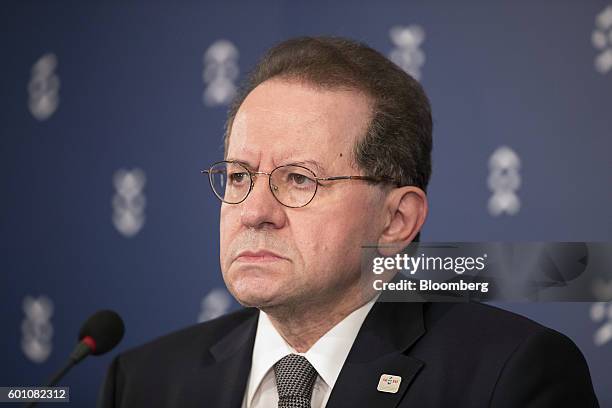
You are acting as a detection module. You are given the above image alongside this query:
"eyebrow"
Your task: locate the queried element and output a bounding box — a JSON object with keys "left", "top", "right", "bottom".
{"left": 224, "top": 158, "right": 327, "bottom": 175}
{"left": 225, "top": 158, "right": 257, "bottom": 170}
{"left": 290, "top": 160, "right": 326, "bottom": 175}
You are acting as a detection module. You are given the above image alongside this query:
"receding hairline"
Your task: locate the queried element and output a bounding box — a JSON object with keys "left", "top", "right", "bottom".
{"left": 224, "top": 75, "right": 376, "bottom": 158}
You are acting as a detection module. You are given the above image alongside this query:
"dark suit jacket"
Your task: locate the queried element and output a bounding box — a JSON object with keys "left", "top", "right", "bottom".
{"left": 98, "top": 301, "right": 599, "bottom": 407}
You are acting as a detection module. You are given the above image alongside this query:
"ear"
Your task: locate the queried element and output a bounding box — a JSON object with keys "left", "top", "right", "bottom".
{"left": 377, "top": 186, "right": 428, "bottom": 257}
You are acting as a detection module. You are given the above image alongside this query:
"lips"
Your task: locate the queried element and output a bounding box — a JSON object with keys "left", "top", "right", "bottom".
{"left": 235, "top": 250, "right": 287, "bottom": 263}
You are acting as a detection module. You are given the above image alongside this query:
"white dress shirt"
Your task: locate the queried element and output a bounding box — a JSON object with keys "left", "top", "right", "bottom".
{"left": 241, "top": 297, "right": 378, "bottom": 408}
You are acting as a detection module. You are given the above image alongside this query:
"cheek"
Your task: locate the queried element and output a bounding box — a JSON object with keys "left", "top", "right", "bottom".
{"left": 305, "top": 200, "right": 380, "bottom": 268}
{"left": 296, "top": 215, "right": 367, "bottom": 271}
{"left": 219, "top": 206, "right": 239, "bottom": 263}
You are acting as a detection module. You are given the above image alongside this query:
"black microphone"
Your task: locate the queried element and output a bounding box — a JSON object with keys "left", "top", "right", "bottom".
{"left": 25, "top": 310, "right": 125, "bottom": 408}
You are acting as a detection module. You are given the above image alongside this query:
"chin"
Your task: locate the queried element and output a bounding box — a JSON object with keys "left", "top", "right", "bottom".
{"left": 226, "top": 274, "right": 286, "bottom": 308}
{"left": 231, "top": 289, "right": 286, "bottom": 309}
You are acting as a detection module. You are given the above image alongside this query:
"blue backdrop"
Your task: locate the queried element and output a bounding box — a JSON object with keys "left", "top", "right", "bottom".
{"left": 2, "top": 1, "right": 611, "bottom": 406}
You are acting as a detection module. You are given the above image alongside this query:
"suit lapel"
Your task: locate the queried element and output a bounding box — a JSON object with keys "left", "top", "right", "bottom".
{"left": 326, "top": 301, "right": 426, "bottom": 408}
{"left": 198, "top": 309, "right": 259, "bottom": 408}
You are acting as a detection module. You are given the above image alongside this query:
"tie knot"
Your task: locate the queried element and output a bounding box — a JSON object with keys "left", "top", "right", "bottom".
{"left": 274, "top": 354, "right": 318, "bottom": 405}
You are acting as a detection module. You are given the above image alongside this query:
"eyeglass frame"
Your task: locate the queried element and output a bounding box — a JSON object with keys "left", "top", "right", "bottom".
{"left": 201, "top": 160, "right": 400, "bottom": 208}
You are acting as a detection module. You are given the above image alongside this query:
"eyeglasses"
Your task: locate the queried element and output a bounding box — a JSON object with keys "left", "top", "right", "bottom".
{"left": 201, "top": 160, "right": 398, "bottom": 208}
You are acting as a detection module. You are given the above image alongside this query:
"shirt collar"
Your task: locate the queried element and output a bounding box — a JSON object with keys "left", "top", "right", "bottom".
{"left": 246, "top": 296, "right": 378, "bottom": 406}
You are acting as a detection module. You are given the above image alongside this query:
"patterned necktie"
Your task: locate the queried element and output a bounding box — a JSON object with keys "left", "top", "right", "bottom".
{"left": 274, "top": 354, "right": 318, "bottom": 408}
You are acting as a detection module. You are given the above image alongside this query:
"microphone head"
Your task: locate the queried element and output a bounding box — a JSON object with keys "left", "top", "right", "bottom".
{"left": 78, "top": 310, "right": 125, "bottom": 355}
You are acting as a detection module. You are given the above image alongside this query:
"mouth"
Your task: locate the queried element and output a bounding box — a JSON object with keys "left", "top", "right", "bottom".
{"left": 235, "top": 250, "right": 287, "bottom": 263}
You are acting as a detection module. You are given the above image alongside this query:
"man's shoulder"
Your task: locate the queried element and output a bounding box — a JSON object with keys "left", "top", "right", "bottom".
{"left": 414, "top": 301, "right": 579, "bottom": 355}
{"left": 403, "top": 301, "right": 598, "bottom": 406}
{"left": 426, "top": 301, "right": 549, "bottom": 335}
{"left": 97, "top": 308, "right": 259, "bottom": 406}
{"left": 118, "top": 307, "right": 258, "bottom": 368}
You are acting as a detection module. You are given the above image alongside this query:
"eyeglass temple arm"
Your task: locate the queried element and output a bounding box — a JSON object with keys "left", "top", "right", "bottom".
{"left": 316, "top": 175, "right": 396, "bottom": 183}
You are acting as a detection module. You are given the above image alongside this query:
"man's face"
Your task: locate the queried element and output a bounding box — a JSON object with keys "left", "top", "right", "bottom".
{"left": 220, "top": 79, "right": 385, "bottom": 310}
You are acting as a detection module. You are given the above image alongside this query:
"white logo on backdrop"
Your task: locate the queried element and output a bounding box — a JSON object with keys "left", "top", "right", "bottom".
{"left": 28, "top": 53, "right": 60, "bottom": 121}
{"left": 592, "top": 5, "right": 612, "bottom": 74}
{"left": 487, "top": 146, "right": 521, "bottom": 216}
{"left": 112, "top": 168, "right": 146, "bottom": 237}
{"left": 202, "top": 40, "right": 239, "bottom": 107}
{"left": 590, "top": 302, "right": 612, "bottom": 346}
{"left": 388, "top": 25, "right": 426, "bottom": 80}
{"left": 197, "top": 288, "right": 232, "bottom": 322}
{"left": 21, "top": 296, "right": 54, "bottom": 363}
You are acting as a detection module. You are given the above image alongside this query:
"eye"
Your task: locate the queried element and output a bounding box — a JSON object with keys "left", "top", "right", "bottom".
{"left": 228, "top": 172, "right": 248, "bottom": 184}
{"left": 289, "top": 173, "right": 315, "bottom": 187}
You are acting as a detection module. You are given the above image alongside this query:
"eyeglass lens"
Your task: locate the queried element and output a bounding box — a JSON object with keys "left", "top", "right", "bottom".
{"left": 208, "top": 161, "right": 318, "bottom": 207}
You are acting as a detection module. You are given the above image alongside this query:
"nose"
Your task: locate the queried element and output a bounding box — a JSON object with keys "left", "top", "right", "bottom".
{"left": 239, "top": 173, "right": 287, "bottom": 229}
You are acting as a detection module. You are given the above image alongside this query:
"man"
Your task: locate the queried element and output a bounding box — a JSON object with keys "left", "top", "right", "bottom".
{"left": 98, "top": 37, "right": 599, "bottom": 407}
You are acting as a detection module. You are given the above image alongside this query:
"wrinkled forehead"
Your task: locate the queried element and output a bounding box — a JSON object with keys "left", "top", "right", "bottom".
{"left": 231, "top": 105, "right": 329, "bottom": 142}
{"left": 226, "top": 82, "right": 372, "bottom": 172}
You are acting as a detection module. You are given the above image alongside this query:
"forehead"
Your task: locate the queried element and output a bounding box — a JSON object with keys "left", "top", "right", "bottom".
{"left": 227, "top": 79, "right": 372, "bottom": 170}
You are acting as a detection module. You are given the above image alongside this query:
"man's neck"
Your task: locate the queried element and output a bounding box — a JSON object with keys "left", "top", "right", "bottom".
{"left": 261, "top": 291, "right": 373, "bottom": 353}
